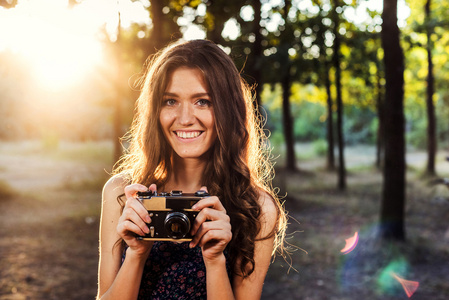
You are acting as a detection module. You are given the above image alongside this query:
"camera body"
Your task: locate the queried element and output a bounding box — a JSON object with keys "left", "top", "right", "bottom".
{"left": 136, "top": 190, "right": 209, "bottom": 242}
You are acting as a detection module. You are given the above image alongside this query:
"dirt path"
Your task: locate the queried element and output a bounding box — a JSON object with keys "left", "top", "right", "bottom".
{"left": 0, "top": 141, "right": 111, "bottom": 300}
{"left": 1, "top": 141, "right": 448, "bottom": 299}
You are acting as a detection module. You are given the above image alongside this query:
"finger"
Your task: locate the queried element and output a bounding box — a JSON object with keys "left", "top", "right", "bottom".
{"left": 118, "top": 219, "right": 146, "bottom": 237}
{"left": 125, "top": 197, "right": 152, "bottom": 223}
{"left": 190, "top": 220, "right": 231, "bottom": 248}
{"left": 118, "top": 214, "right": 149, "bottom": 237}
{"left": 192, "top": 196, "right": 226, "bottom": 213}
{"left": 190, "top": 208, "right": 230, "bottom": 237}
{"left": 193, "top": 207, "right": 230, "bottom": 227}
{"left": 148, "top": 183, "right": 157, "bottom": 193}
{"left": 194, "top": 227, "right": 232, "bottom": 249}
{"left": 124, "top": 183, "right": 148, "bottom": 198}
{"left": 119, "top": 207, "right": 151, "bottom": 235}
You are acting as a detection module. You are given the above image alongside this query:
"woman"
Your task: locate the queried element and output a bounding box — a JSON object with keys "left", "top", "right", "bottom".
{"left": 97, "top": 39, "right": 287, "bottom": 299}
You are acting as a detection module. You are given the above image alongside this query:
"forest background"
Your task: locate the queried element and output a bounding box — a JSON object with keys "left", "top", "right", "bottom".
{"left": 1, "top": 0, "right": 449, "bottom": 299}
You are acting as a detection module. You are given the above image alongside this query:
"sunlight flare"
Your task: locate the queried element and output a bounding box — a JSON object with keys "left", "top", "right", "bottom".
{"left": 391, "top": 272, "right": 420, "bottom": 298}
{"left": 340, "top": 231, "right": 359, "bottom": 254}
{"left": 0, "top": 0, "right": 104, "bottom": 90}
{"left": 0, "top": 0, "right": 148, "bottom": 91}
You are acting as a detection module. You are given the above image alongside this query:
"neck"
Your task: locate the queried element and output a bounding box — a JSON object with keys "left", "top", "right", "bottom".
{"left": 165, "top": 155, "right": 208, "bottom": 193}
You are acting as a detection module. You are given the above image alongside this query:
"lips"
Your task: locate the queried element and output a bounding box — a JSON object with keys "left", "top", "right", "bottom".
{"left": 174, "top": 131, "right": 202, "bottom": 139}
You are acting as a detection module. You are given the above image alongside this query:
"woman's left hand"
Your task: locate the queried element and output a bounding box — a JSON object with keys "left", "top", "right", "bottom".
{"left": 189, "top": 187, "right": 232, "bottom": 264}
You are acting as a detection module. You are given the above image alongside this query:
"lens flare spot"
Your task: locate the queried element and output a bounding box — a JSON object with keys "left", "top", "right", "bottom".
{"left": 340, "top": 231, "right": 359, "bottom": 254}
{"left": 391, "top": 272, "right": 419, "bottom": 298}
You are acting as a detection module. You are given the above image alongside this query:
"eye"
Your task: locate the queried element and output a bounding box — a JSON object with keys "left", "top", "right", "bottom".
{"left": 196, "top": 99, "right": 212, "bottom": 107}
{"left": 163, "top": 98, "right": 177, "bottom": 106}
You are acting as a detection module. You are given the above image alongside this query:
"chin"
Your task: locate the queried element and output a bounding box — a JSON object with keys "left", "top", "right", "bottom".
{"left": 174, "top": 149, "right": 213, "bottom": 160}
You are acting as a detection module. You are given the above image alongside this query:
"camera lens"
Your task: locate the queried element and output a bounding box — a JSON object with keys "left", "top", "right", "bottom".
{"left": 164, "top": 212, "right": 191, "bottom": 239}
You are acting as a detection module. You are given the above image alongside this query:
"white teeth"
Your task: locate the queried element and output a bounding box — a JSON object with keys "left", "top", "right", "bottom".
{"left": 176, "top": 131, "right": 201, "bottom": 139}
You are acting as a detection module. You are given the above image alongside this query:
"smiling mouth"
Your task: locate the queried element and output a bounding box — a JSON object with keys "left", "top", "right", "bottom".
{"left": 175, "top": 131, "right": 202, "bottom": 139}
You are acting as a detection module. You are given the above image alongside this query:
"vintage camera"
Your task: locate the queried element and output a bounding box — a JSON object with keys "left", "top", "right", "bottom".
{"left": 136, "top": 190, "right": 209, "bottom": 241}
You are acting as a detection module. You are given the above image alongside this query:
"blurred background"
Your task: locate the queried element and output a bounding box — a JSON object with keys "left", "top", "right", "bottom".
{"left": 0, "top": 0, "right": 448, "bottom": 299}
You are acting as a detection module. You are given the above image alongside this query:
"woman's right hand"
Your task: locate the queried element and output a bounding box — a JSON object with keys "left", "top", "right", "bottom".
{"left": 117, "top": 183, "right": 156, "bottom": 257}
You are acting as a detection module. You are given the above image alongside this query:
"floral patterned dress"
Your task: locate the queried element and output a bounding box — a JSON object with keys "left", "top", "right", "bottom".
{"left": 129, "top": 241, "right": 231, "bottom": 299}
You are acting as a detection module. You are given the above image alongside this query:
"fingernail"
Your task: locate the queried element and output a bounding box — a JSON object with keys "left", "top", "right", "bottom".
{"left": 144, "top": 226, "right": 150, "bottom": 234}
{"left": 192, "top": 205, "right": 197, "bottom": 210}
{"left": 145, "top": 215, "right": 151, "bottom": 223}
{"left": 189, "top": 242, "right": 194, "bottom": 248}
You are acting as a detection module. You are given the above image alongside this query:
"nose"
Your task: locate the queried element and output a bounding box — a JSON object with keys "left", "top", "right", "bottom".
{"left": 177, "top": 103, "right": 195, "bottom": 126}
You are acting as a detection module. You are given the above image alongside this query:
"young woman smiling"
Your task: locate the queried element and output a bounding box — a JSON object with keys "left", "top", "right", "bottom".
{"left": 97, "top": 39, "right": 287, "bottom": 300}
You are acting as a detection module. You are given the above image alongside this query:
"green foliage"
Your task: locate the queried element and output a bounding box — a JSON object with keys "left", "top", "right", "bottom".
{"left": 262, "top": 83, "right": 379, "bottom": 145}
{"left": 262, "top": 84, "right": 327, "bottom": 142}
{"left": 268, "top": 131, "right": 285, "bottom": 150}
{"left": 406, "top": 111, "right": 428, "bottom": 149}
{"left": 312, "top": 139, "right": 328, "bottom": 157}
{"left": 293, "top": 101, "right": 327, "bottom": 141}
{"left": 406, "top": 97, "right": 449, "bottom": 149}
{"left": 343, "top": 105, "right": 377, "bottom": 145}
{"left": 0, "top": 0, "right": 448, "bottom": 156}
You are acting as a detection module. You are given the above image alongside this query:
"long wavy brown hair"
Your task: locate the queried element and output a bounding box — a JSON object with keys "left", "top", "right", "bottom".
{"left": 114, "top": 39, "right": 287, "bottom": 278}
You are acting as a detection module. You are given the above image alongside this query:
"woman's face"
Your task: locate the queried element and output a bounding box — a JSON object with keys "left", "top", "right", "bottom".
{"left": 159, "top": 67, "right": 217, "bottom": 160}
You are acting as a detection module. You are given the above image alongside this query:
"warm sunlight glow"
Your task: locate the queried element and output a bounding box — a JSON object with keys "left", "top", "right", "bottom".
{"left": 340, "top": 231, "right": 359, "bottom": 254}
{"left": 0, "top": 0, "right": 107, "bottom": 90}
{"left": 0, "top": 0, "right": 148, "bottom": 90}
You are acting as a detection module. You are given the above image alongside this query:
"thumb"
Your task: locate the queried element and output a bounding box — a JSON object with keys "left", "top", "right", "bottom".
{"left": 199, "top": 186, "right": 208, "bottom": 193}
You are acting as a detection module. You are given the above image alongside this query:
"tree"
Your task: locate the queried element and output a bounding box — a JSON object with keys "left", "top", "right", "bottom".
{"left": 379, "top": 0, "right": 406, "bottom": 240}
{"left": 425, "top": 0, "right": 436, "bottom": 175}
{"left": 312, "top": 6, "right": 335, "bottom": 171}
{"left": 190, "top": 0, "right": 264, "bottom": 110}
{"left": 108, "top": 0, "right": 184, "bottom": 163}
{"left": 332, "top": 0, "right": 346, "bottom": 189}
{"left": 147, "top": 0, "right": 182, "bottom": 52}
{"left": 279, "top": 0, "right": 297, "bottom": 172}
{"left": 259, "top": 0, "right": 300, "bottom": 172}
{"left": 374, "top": 53, "right": 385, "bottom": 169}
{"left": 242, "top": 0, "right": 264, "bottom": 110}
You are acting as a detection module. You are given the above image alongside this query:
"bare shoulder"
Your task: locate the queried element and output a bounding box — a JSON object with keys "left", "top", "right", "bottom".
{"left": 99, "top": 175, "right": 128, "bottom": 248}
{"left": 257, "top": 190, "right": 279, "bottom": 236}
{"left": 102, "top": 175, "right": 128, "bottom": 215}
{"left": 102, "top": 174, "right": 129, "bottom": 206}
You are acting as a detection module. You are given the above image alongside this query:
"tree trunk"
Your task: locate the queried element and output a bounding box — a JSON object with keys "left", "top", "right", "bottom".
{"left": 375, "top": 57, "right": 385, "bottom": 169}
{"left": 425, "top": 0, "right": 436, "bottom": 175}
{"left": 324, "top": 59, "right": 335, "bottom": 171}
{"left": 147, "top": 0, "right": 181, "bottom": 53}
{"left": 379, "top": 0, "right": 406, "bottom": 240}
{"left": 113, "top": 12, "right": 123, "bottom": 165}
{"left": 149, "top": 0, "right": 164, "bottom": 51}
{"left": 280, "top": 0, "right": 296, "bottom": 172}
{"left": 333, "top": 0, "right": 346, "bottom": 190}
{"left": 204, "top": 0, "right": 226, "bottom": 44}
{"left": 282, "top": 66, "right": 296, "bottom": 172}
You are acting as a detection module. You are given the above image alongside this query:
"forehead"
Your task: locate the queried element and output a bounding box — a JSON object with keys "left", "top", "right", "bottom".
{"left": 165, "top": 67, "right": 208, "bottom": 93}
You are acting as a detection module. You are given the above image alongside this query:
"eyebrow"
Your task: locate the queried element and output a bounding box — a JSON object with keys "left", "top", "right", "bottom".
{"left": 163, "top": 92, "right": 210, "bottom": 98}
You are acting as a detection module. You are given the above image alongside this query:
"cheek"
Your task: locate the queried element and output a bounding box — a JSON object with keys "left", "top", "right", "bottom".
{"left": 159, "top": 111, "right": 173, "bottom": 131}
